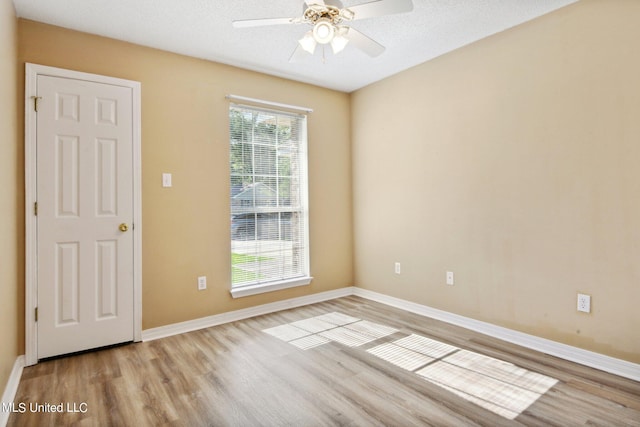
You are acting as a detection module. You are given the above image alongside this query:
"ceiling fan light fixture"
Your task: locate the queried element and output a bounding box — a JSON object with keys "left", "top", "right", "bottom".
{"left": 331, "top": 26, "right": 349, "bottom": 53}
{"left": 340, "top": 8, "right": 355, "bottom": 21}
{"left": 330, "top": 34, "right": 349, "bottom": 54}
{"left": 236, "top": 0, "right": 414, "bottom": 63}
{"left": 298, "top": 31, "right": 317, "bottom": 54}
{"left": 312, "top": 19, "right": 335, "bottom": 44}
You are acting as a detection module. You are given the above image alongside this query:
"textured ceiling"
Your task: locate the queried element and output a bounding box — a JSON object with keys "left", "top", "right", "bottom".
{"left": 13, "top": 0, "right": 578, "bottom": 92}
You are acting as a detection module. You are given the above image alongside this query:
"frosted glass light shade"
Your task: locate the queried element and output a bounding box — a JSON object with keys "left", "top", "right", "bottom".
{"left": 313, "top": 19, "right": 335, "bottom": 44}
{"left": 298, "top": 31, "right": 317, "bottom": 54}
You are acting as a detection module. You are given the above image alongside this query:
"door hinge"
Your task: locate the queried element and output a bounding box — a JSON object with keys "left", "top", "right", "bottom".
{"left": 35, "top": 307, "right": 38, "bottom": 322}
{"left": 34, "top": 201, "right": 38, "bottom": 216}
{"left": 31, "top": 96, "right": 42, "bottom": 112}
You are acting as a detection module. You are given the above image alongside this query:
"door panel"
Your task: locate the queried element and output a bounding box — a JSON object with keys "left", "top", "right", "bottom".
{"left": 96, "top": 240, "right": 118, "bottom": 319}
{"left": 96, "top": 138, "right": 118, "bottom": 216}
{"left": 56, "top": 135, "right": 80, "bottom": 217}
{"left": 37, "top": 75, "right": 134, "bottom": 359}
{"left": 55, "top": 242, "right": 79, "bottom": 325}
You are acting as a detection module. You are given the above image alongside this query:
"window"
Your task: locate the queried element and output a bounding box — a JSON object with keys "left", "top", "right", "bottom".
{"left": 229, "top": 103, "right": 311, "bottom": 297}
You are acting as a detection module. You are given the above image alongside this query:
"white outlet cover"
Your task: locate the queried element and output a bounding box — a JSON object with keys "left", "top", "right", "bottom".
{"left": 577, "top": 293, "right": 591, "bottom": 313}
{"left": 446, "top": 271, "right": 454, "bottom": 285}
{"left": 198, "top": 276, "right": 207, "bottom": 290}
{"left": 394, "top": 262, "right": 401, "bottom": 275}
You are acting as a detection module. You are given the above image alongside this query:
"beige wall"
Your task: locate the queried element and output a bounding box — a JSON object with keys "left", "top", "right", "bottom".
{"left": 352, "top": 0, "right": 640, "bottom": 363}
{"left": 9, "top": 0, "right": 639, "bottom": 375}
{"left": 17, "top": 20, "right": 353, "bottom": 332}
{"left": 0, "top": 0, "right": 19, "bottom": 392}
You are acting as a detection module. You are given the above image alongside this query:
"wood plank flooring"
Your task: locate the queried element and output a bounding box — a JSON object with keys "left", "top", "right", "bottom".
{"left": 7, "top": 296, "right": 640, "bottom": 426}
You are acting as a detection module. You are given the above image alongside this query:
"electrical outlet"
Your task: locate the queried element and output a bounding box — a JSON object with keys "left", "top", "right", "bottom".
{"left": 198, "top": 276, "right": 207, "bottom": 290}
{"left": 577, "top": 293, "right": 591, "bottom": 313}
{"left": 394, "top": 262, "right": 401, "bottom": 275}
{"left": 446, "top": 271, "right": 454, "bottom": 285}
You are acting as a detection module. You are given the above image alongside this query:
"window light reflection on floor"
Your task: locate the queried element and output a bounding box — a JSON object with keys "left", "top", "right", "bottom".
{"left": 262, "top": 312, "right": 396, "bottom": 349}
{"left": 263, "top": 312, "right": 558, "bottom": 420}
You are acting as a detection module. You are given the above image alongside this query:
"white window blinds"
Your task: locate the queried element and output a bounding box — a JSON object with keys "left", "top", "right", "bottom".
{"left": 229, "top": 103, "right": 310, "bottom": 292}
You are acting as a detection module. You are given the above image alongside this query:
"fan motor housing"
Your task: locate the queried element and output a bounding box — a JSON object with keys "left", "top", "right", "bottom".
{"left": 304, "top": 4, "right": 346, "bottom": 25}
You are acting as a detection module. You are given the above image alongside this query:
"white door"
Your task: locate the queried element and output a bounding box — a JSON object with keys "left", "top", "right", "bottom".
{"left": 36, "top": 75, "right": 135, "bottom": 359}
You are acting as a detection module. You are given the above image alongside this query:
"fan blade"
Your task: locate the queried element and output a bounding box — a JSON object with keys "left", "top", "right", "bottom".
{"left": 306, "top": 0, "right": 346, "bottom": 8}
{"left": 346, "top": 27, "right": 385, "bottom": 57}
{"left": 289, "top": 44, "right": 312, "bottom": 62}
{"left": 304, "top": 1, "right": 344, "bottom": 13}
{"left": 348, "top": 0, "right": 413, "bottom": 21}
{"left": 232, "top": 17, "right": 296, "bottom": 28}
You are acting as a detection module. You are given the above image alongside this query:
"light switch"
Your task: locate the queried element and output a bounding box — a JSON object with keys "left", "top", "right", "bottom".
{"left": 162, "top": 173, "right": 172, "bottom": 188}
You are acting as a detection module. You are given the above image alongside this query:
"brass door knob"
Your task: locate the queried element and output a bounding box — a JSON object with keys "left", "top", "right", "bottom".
{"left": 119, "top": 223, "right": 129, "bottom": 232}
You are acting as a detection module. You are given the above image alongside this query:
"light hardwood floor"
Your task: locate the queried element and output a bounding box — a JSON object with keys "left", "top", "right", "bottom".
{"left": 8, "top": 296, "right": 640, "bottom": 426}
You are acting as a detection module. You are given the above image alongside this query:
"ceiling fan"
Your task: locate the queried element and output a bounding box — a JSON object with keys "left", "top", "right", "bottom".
{"left": 232, "top": 0, "right": 414, "bottom": 62}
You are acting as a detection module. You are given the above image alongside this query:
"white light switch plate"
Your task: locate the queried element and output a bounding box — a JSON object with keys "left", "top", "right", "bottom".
{"left": 162, "top": 173, "right": 172, "bottom": 187}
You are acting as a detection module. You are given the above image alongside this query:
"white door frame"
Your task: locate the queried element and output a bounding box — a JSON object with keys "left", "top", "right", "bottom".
{"left": 24, "top": 63, "right": 142, "bottom": 366}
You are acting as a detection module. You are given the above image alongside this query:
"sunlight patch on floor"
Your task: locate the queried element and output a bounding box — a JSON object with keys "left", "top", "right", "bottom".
{"left": 367, "top": 342, "right": 435, "bottom": 371}
{"left": 393, "top": 334, "right": 459, "bottom": 358}
{"left": 262, "top": 312, "right": 397, "bottom": 349}
{"left": 289, "top": 333, "right": 331, "bottom": 350}
{"left": 367, "top": 336, "right": 557, "bottom": 420}
{"left": 263, "top": 312, "right": 558, "bottom": 420}
{"left": 417, "top": 359, "right": 542, "bottom": 419}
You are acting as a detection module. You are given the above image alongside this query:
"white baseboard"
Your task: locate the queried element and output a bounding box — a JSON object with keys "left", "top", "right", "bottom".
{"left": 143, "top": 285, "right": 639, "bottom": 382}
{"left": 5, "top": 285, "right": 634, "bottom": 427}
{"left": 1, "top": 355, "right": 25, "bottom": 427}
{"left": 142, "top": 287, "right": 353, "bottom": 341}
{"left": 352, "top": 287, "right": 640, "bottom": 382}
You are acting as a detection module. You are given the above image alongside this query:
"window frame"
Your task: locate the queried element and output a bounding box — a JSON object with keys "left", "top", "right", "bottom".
{"left": 228, "top": 103, "right": 312, "bottom": 298}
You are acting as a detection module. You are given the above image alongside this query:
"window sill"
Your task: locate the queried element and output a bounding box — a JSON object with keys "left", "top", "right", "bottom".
{"left": 230, "top": 276, "right": 313, "bottom": 298}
